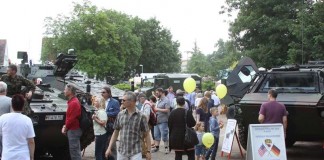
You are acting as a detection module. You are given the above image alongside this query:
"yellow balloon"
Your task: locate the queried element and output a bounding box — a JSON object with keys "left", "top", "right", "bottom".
{"left": 183, "top": 78, "right": 196, "bottom": 93}
{"left": 216, "top": 84, "right": 227, "bottom": 99}
{"left": 202, "top": 133, "right": 214, "bottom": 148}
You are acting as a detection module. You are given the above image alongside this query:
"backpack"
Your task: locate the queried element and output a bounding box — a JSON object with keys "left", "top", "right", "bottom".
{"left": 79, "top": 104, "right": 92, "bottom": 132}
{"left": 144, "top": 102, "right": 157, "bottom": 126}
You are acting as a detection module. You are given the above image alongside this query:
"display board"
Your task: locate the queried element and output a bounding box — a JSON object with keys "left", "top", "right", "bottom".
{"left": 221, "top": 119, "right": 237, "bottom": 153}
{"left": 246, "top": 123, "right": 287, "bottom": 160}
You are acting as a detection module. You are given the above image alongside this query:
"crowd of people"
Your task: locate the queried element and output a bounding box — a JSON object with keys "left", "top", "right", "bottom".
{"left": 0, "top": 64, "right": 293, "bottom": 160}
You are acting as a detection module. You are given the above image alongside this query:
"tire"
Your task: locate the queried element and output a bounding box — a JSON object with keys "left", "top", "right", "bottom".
{"left": 234, "top": 106, "right": 248, "bottom": 150}
{"left": 51, "top": 147, "right": 71, "bottom": 160}
{"left": 285, "top": 138, "right": 296, "bottom": 147}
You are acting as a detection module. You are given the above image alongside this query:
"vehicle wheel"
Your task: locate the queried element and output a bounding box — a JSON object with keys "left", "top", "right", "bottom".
{"left": 234, "top": 106, "right": 248, "bottom": 150}
{"left": 51, "top": 147, "right": 71, "bottom": 160}
{"left": 237, "top": 123, "right": 248, "bottom": 150}
{"left": 285, "top": 138, "right": 296, "bottom": 147}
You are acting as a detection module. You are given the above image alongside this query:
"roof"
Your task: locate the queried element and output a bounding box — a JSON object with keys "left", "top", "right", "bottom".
{"left": 155, "top": 73, "right": 201, "bottom": 78}
{"left": 0, "top": 39, "right": 7, "bottom": 65}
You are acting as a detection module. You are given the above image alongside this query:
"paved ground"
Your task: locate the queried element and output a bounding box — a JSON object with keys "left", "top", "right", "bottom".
{"left": 81, "top": 114, "right": 244, "bottom": 160}
{"left": 81, "top": 113, "right": 324, "bottom": 160}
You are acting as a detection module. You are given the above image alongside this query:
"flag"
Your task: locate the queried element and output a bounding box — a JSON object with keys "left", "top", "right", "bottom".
{"left": 271, "top": 144, "right": 281, "bottom": 156}
{"left": 258, "top": 144, "right": 267, "bottom": 157}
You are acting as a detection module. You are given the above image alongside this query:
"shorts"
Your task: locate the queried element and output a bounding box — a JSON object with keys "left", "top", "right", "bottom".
{"left": 154, "top": 122, "right": 169, "bottom": 141}
{"left": 195, "top": 145, "right": 206, "bottom": 156}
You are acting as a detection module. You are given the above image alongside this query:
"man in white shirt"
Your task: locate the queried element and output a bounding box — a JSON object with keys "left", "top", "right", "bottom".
{"left": 0, "top": 94, "right": 35, "bottom": 160}
{"left": 211, "top": 91, "right": 221, "bottom": 113}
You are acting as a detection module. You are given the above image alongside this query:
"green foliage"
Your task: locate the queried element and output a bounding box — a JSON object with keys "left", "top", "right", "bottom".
{"left": 187, "top": 39, "right": 240, "bottom": 80}
{"left": 42, "top": 0, "right": 181, "bottom": 83}
{"left": 187, "top": 41, "right": 212, "bottom": 76}
{"left": 202, "top": 80, "right": 215, "bottom": 91}
{"left": 221, "top": 0, "right": 324, "bottom": 68}
{"left": 113, "top": 83, "right": 138, "bottom": 91}
{"left": 134, "top": 18, "right": 181, "bottom": 73}
{"left": 288, "top": 2, "right": 324, "bottom": 64}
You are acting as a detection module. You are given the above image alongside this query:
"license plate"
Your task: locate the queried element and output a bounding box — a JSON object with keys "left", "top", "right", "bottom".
{"left": 45, "top": 115, "right": 64, "bottom": 121}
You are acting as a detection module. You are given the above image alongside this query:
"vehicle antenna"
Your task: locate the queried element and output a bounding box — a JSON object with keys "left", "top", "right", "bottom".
{"left": 301, "top": 0, "right": 304, "bottom": 65}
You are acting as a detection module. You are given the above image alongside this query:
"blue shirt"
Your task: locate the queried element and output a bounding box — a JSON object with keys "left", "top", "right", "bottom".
{"left": 209, "top": 116, "right": 220, "bottom": 138}
{"left": 105, "top": 98, "right": 120, "bottom": 117}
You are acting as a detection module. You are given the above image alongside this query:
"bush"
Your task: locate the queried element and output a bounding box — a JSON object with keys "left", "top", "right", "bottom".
{"left": 113, "top": 83, "right": 138, "bottom": 91}
{"left": 202, "top": 81, "right": 215, "bottom": 91}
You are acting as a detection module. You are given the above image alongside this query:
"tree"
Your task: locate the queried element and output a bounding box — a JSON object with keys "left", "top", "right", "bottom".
{"left": 221, "top": 0, "right": 323, "bottom": 68}
{"left": 208, "top": 39, "right": 240, "bottom": 79}
{"left": 42, "top": 1, "right": 181, "bottom": 83}
{"left": 187, "top": 41, "right": 211, "bottom": 76}
{"left": 288, "top": 1, "right": 324, "bottom": 64}
{"left": 133, "top": 18, "right": 181, "bottom": 73}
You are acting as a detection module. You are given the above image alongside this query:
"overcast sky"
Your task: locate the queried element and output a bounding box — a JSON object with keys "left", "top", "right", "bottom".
{"left": 0, "top": 0, "right": 233, "bottom": 64}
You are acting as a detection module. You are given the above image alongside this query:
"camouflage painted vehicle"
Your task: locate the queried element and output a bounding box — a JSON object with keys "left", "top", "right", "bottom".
{"left": 222, "top": 57, "right": 324, "bottom": 150}
{"left": 13, "top": 51, "right": 124, "bottom": 159}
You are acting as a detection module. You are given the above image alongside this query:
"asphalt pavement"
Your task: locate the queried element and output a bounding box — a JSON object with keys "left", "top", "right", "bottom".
{"left": 81, "top": 114, "right": 324, "bottom": 160}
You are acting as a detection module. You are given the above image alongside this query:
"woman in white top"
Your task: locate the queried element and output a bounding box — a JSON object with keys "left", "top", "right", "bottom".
{"left": 92, "top": 97, "right": 108, "bottom": 160}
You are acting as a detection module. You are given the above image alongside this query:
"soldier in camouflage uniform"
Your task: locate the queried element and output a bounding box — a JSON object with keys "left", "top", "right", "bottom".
{"left": 0, "top": 65, "right": 36, "bottom": 97}
{"left": 0, "top": 65, "right": 36, "bottom": 116}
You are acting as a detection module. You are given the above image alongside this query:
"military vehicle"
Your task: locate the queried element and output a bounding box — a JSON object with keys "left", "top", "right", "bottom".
{"left": 141, "top": 73, "right": 202, "bottom": 97}
{"left": 8, "top": 50, "right": 124, "bottom": 159}
{"left": 222, "top": 57, "right": 324, "bottom": 150}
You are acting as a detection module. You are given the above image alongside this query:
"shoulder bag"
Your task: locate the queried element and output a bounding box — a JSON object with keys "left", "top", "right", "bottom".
{"left": 184, "top": 109, "right": 199, "bottom": 146}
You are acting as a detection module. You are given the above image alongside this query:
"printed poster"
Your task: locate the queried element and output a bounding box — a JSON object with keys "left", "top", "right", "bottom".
{"left": 221, "top": 119, "right": 237, "bottom": 153}
{"left": 246, "top": 124, "right": 287, "bottom": 160}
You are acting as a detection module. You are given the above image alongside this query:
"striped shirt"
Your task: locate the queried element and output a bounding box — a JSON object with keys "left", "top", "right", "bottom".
{"left": 113, "top": 108, "right": 149, "bottom": 156}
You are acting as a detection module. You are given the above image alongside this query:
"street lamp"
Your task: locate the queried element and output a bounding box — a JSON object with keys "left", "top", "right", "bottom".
{"left": 139, "top": 64, "right": 143, "bottom": 75}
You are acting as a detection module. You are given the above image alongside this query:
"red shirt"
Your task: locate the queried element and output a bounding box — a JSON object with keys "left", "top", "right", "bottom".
{"left": 65, "top": 97, "right": 81, "bottom": 130}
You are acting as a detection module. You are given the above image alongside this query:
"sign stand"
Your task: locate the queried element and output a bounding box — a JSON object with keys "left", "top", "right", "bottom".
{"left": 246, "top": 124, "right": 287, "bottom": 160}
{"left": 221, "top": 119, "right": 244, "bottom": 160}
{"left": 221, "top": 130, "right": 244, "bottom": 159}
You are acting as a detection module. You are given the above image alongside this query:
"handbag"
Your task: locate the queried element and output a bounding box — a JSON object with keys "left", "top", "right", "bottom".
{"left": 184, "top": 110, "right": 199, "bottom": 146}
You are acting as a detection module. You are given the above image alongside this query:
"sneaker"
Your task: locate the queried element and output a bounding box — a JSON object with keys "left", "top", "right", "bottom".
{"left": 164, "top": 147, "right": 169, "bottom": 154}
{"left": 151, "top": 147, "right": 159, "bottom": 153}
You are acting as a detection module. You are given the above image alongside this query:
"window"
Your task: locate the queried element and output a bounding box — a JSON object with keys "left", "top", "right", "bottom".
{"left": 238, "top": 65, "right": 256, "bottom": 83}
{"left": 258, "top": 72, "right": 318, "bottom": 93}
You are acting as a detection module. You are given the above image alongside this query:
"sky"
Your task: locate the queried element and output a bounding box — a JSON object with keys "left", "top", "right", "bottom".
{"left": 0, "top": 0, "right": 233, "bottom": 64}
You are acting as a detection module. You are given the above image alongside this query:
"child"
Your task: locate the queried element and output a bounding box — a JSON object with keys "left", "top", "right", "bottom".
{"left": 205, "top": 107, "right": 224, "bottom": 160}
{"left": 195, "top": 122, "right": 206, "bottom": 160}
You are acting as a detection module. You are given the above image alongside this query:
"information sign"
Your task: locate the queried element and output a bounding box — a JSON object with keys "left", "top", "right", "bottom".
{"left": 221, "top": 119, "right": 237, "bottom": 153}
{"left": 246, "top": 124, "right": 287, "bottom": 160}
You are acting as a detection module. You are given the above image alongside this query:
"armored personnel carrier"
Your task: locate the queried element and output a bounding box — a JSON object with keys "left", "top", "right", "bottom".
{"left": 222, "top": 57, "right": 324, "bottom": 150}
{"left": 12, "top": 51, "right": 124, "bottom": 159}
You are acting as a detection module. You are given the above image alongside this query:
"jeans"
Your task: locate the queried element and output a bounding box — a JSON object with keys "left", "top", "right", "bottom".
{"left": 95, "top": 133, "right": 108, "bottom": 160}
{"left": 117, "top": 151, "right": 141, "bottom": 160}
{"left": 205, "top": 136, "right": 219, "bottom": 160}
{"left": 67, "top": 128, "right": 82, "bottom": 160}
{"left": 175, "top": 150, "right": 195, "bottom": 160}
{"left": 154, "top": 122, "right": 169, "bottom": 141}
{"left": 106, "top": 133, "right": 117, "bottom": 160}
